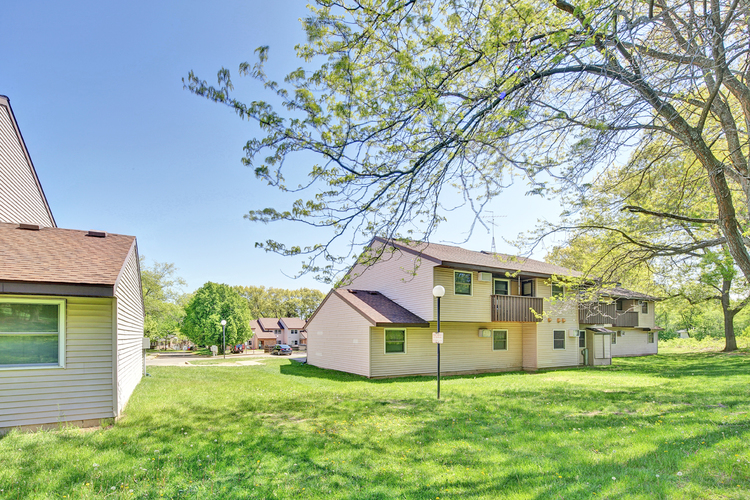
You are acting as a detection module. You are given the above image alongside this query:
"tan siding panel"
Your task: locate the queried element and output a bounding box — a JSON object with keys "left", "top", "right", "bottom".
{"left": 433, "top": 268, "right": 492, "bottom": 323}
{"left": 522, "top": 323, "right": 537, "bottom": 370}
{"left": 535, "top": 279, "right": 581, "bottom": 369}
{"left": 370, "top": 321, "right": 523, "bottom": 377}
{"left": 347, "top": 241, "right": 436, "bottom": 321}
{"left": 0, "top": 105, "right": 54, "bottom": 226}
{"left": 114, "top": 247, "right": 145, "bottom": 414}
{"left": 307, "top": 293, "right": 371, "bottom": 377}
{"left": 0, "top": 297, "right": 114, "bottom": 430}
{"left": 611, "top": 329, "right": 658, "bottom": 356}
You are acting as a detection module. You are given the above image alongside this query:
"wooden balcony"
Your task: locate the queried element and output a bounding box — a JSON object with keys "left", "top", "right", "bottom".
{"left": 491, "top": 295, "right": 543, "bottom": 322}
{"left": 579, "top": 303, "right": 639, "bottom": 327}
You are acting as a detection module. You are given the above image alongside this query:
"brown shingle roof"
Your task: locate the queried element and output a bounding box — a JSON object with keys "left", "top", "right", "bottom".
{"left": 280, "top": 317, "right": 306, "bottom": 330}
{"left": 376, "top": 237, "right": 580, "bottom": 277}
{"left": 600, "top": 287, "right": 661, "bottom": 301}
{"left": 0, "top": 222, "right": 135, "bottom": 285}
{"left": 257, "top": 318, "right": 282, "bottom": 331}
{"left": 334, "top": 289, "right": 429, "bottom": 326}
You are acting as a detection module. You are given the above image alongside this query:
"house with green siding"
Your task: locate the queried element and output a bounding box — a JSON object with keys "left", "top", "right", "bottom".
{"left": 0, "top": 95, "right": 145, "bottom": 434}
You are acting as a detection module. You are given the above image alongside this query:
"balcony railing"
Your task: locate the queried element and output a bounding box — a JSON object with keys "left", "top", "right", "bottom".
{"left": 579, "top": 303, "right": 639, "bottom": 327}
{"left": 491, "top": 295, "right": 543, "bottom": 322}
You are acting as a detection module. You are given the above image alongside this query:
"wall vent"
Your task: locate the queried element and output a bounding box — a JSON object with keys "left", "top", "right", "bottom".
{"left": 86, "top": 230, "right": 107, "bottom": 238}
{"left": 18, "top": 223, "right": 40, "bottom": 231}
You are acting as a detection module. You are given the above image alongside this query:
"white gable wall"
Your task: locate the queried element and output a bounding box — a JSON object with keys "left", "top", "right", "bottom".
{"left": 307, "top": 293, "right": 371, "bottom": 377}
{"left": 114, "top": 244, "right": 145, "bottom": 415}
{"left": 0, "top": 103, "right": 54, "bottom": 227}
{"left": 347, "top": 241, "right": 437, "bottom": 321}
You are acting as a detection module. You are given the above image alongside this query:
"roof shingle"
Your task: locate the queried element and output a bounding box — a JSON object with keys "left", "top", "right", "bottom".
{"left": 0, "top": 222, "right": 134, "bottom": 285}
{"left": 334, "top": 289, "right": 429, "bottom": 326}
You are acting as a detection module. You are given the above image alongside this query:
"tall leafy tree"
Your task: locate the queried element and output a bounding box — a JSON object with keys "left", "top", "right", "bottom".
{"left": 181, "top": 282, "right": 251, "bottom": 350}
{"left": 186, "top": 0, "right": 750, "bottom": 286}
{"left": 234, "top": 286, "right": 325, "bottom": 319}
{"left": 140, "top": 258, "right": 187, "bottom": 341}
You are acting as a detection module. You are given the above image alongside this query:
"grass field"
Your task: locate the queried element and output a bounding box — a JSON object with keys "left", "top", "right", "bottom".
{"left": 1, "top": 350, "right": 749, "bottom": 499}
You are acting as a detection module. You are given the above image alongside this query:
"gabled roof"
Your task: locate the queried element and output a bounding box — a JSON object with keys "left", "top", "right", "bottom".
{"left": 249, "top": 320, "right": 277, "bottom": 340}
{"left": 256, "top": 318, "right": 282, "bottom": 331}
{"left": 599, "top": 287, "right": 661, "bottom": 301}
{"left": 280, "top": 317, "right": 306, "bottom": 330}
{"left": 0, "top": 222, "right": 135, "bottom": 287}
{"left": 0, "top": 95, "right": 56, "bottom": 227}
{"left": 332, "top": 289, "right": 429, "bottom": 327}
{"left": 373, "top": 237, "right": 580, "bottom": 278}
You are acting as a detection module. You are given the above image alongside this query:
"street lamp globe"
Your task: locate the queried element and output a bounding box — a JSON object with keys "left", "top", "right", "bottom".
{"left": 432, "top": 285, "right": 445, "bottom": 298}
{"left": 221, "top": 319, "right": 227, "bottom": 326}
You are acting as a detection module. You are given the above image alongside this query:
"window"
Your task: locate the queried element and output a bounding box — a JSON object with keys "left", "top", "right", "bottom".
{"left": 553, "top": 330, "right": 565, "bottom": 349}
{"left": 291, "top": 329, "right": 298, "bottom": 334}
{"left": 492, "top": 330, "right": 508, "bottom": 351}
{"left": 641, "top": 301, "right": 649, "bottom": 314}
{"left": 454, "top": 271, "right": 472, "bottom": 296}
{"left": 522, "top": 280, "right": 534, "bottom": 297}
{"left": 648, "top": 332, "right": 655, "bottom": 343}
{"left": 293, "top": 340, "right": 298, "bottom": 346}
{"left": 385, "top": 329, "right": 406, "bottom": 353}
{"left": 612, "top": 331, "right": 619, "bottom": 344}
{"left": 579, "top": 331, "right": 586, "bottom": 348}
{"left": 616, "top": 299, "right": 624, "bottom": 311}
{"left": 551, "top": 283, "right": 564, "bottom": 297}
{"left": 0, "top": 299, "right": 65, "bottom": 368}
{"left": 493, "top": 279, "right": 509, "bottom": 296}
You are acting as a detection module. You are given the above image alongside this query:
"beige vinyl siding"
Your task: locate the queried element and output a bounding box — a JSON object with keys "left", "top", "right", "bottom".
{"left": 0, "top": 296, "right": 114, "bottom": 431}
{"left": 114, "top": 245, "right": 144, "bottom": 415}
{"left": 307, "top": 293, "right": 371, "bottom": 377}
{"left": 535, "top": 279, "right": 581, "bottom": 369}
{"left": 521, "top": 323, "right": 537, "bottom": 371}
{"left": 433, "top": 268, "right": 492, "bottom": 323}
{"left": 639, "top": 301, "right": 655, "bottom": 329}
{"left": 0, "top": 105, "right": 54, "bottom": 227}
{"left": 611, "top": 329, "right": 658, "bottom": 357}
{"left": 370, "top": 321, "right": 522, "bottom": 377}
{"left": 347, "top": 241, "right": 436, "bottom": 321}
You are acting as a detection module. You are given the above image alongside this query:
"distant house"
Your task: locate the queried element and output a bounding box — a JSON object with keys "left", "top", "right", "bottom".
{"left": 306, "top": 238, "right": 661, "bottom": 378}
{"left": 0, "top": 95, "right": 145, "bottom": 434}
{"left": 249, "top": 317, "right": 307, "bottom": 349}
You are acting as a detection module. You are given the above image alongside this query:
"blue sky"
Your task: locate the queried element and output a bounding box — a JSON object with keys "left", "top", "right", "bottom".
{"left": 2, "top": 0, "right": 565, "bottom": 293}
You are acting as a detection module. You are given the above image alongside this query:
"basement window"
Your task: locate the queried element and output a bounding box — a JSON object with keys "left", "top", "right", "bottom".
{"left": 0, "top": 298, "right": 66, "bottom": 369}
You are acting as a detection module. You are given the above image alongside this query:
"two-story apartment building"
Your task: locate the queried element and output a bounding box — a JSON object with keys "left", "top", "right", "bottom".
{"left": 306, "top": 237, "right": 660, "bottom": 378}
{"left": 249, "top": 317, "right": 307, "bottom": 349}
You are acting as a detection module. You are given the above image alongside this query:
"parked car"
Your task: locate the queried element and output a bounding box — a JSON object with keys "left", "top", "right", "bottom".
{"left": 231, "top": 344, "right": 245, "bottom": 354}
{"left": 271, "top": 344, "right": 293, "bottom": 355}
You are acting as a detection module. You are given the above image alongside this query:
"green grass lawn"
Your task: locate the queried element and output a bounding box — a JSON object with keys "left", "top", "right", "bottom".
{"left": 1, "top": 352, "right": 749, "bottom": 499}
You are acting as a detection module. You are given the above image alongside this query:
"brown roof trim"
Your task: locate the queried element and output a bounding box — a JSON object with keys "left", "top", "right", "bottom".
{"left": 0, "top": 281, "right": 114, "bottom": 297}
{"left": 375, "top": 322, "right": 431, "bottom": 328}
{"left": 0, "top": 96, "right": 56, "bottom": 227}
{"left": 586, "top": 326, "right": 614, "bottom": 334}
{"left": 438, "top": 262, "right": 556, "bottom": 279}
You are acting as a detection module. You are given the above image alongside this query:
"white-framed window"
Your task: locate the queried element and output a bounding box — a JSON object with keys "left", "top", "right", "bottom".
{"left": 492, "top": 329, "right": 508, "bottom": 351}
{"left": 647, "top": 332, "right": 655, "bottom": 343}
{"left": 291, "top": 329, "right": 298, "bottom": 334}
{"left": 384, "top": 329, "right": 406, "bottom": 354}
{"left": 579, "top": 330, "right": 586, "bottom": 348}
{"left": 0, "top": 298, "right": 66, "bottom": 369}
{"left": 493, "top": 279, "right": 509, "bottom": 296}
{"left": 641, "top": 301, "right": 649, "bottom": 314}
{"left": 293, "top": 340, "right": 298, "bottom": 346}
{"left": 454, "top": 271, "right": 472, "bottom": 296}
{"left": 551, "top": 283, "right": 564, "bottom": 297}
{"left": 553, "top": 330, "right": 565, "bottom": 349}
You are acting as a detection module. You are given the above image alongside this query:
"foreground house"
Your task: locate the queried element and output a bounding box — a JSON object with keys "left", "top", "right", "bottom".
{"left": 0, "top": 95, "right": 145, "bottom": 433}
{"left": 306, "top": 238, "right": 660, "bottom": 378}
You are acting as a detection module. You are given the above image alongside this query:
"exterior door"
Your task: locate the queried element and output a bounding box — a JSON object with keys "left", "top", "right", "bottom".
{"left": 579, "top": 330, "right": 586, "bottom": 365}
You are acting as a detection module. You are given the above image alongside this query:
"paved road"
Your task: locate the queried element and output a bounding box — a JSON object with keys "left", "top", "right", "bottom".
{"left": 147, "top": 351, "right": 307, "bottom": 367}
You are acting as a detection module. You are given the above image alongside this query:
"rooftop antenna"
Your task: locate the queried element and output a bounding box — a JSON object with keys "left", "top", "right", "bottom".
{"left": 483, "top": 211, "right": 506, "bottom": 253}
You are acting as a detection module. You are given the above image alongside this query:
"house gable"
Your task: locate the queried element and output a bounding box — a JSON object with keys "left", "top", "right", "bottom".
{"left": 0, "top": 96, "right": 55, "bottom": 227}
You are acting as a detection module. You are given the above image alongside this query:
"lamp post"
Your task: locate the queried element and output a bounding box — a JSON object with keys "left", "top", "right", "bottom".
{"left": 221, "top": 319, "right": 227, "bottom": 359}
{"left": 432, "top": 285, "right": 445, "bottom": 400}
